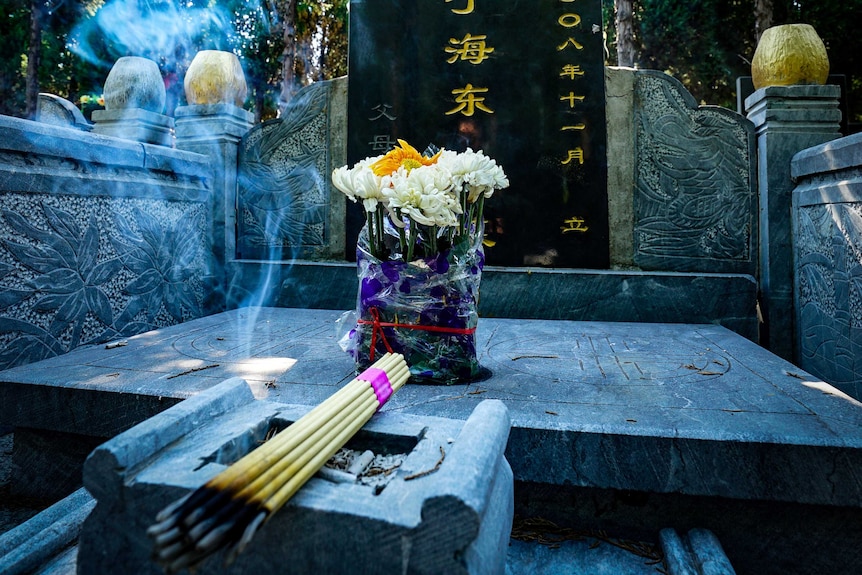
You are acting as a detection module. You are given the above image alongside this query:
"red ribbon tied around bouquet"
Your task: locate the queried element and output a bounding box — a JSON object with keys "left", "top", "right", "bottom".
{"left": 357, "top": 306, "right": 478, "bottom": 361}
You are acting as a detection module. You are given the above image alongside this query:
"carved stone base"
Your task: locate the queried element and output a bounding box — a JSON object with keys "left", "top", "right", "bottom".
{"left": 92, "top": 108, "right": 174, "bottom": 147}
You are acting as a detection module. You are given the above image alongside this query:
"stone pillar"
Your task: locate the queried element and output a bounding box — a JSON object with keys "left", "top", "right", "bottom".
{"left": 174, "top": 103, "right": 253, "bottom": 311}
{"left": 745, "top": 85, "right": 841, "bottom": 360}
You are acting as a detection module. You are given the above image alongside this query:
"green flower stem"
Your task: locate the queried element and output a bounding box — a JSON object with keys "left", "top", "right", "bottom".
{"left": 460, "top": 188, "right": 469, "bottom": 238}
{"left": 366, "top": 210, "right": 377, "bottom": 258}
{"left": 375, "top": 206, "right": 385, "bottom": 253}
{"left": 406, "top": 224, "right": 416, "bottom": 262}
{"left": 395, "top": 209, "right": 407, "bottom": 257}
{"left": 475, "top": 194, "right": 486, "bottom": 233}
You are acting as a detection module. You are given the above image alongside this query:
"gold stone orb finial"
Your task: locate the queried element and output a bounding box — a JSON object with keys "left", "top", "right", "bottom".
{"left": 184, "top": 50, "right": 248, "bottom": 106}
{"left": 103, "top": 56, "right": 166, "bottom": 113}
{"left": 751, "top": 24, "right": 829, "bottom": 90}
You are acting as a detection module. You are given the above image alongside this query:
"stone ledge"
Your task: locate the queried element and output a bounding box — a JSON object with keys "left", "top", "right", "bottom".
{"left": 0, "top": 487, "right": 94, "bottom": 575}
{"left": 791, "top": 131, "right": 862, "bottom": 180}
{"left": 228, "top": 262, "right": 758, "bottom": 341}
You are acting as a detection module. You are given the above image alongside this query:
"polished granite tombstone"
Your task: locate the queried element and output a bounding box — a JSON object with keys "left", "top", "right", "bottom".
{"left": 347, "top": 0, "right": 609, "bottom": 268}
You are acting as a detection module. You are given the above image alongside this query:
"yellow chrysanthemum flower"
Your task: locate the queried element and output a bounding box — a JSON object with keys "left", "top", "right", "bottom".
{"left": 370, "top": 139, "right": 441, "bottom": 176}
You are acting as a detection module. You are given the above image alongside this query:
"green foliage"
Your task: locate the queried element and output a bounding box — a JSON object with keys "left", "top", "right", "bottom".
{"left": 0, "top": 0, "right": 29, "bottom": 117}
{"left": 602, "top": 0, "right": 861, "bottom": 124}
{"left": 620, "top": 0, "right": 755, "bottom": 109}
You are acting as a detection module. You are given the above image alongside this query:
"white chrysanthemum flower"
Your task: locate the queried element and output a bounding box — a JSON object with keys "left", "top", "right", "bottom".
{"left": 437, "top": 148, "right": 509, "bottom": 203}
{"left": 384, "top": 165, "right": 460, "bottom": 228}
{"left": 331, "top": 157, "right": 387, "bottom": 212}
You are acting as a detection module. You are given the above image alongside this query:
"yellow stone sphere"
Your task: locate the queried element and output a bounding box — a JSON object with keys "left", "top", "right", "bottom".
{"left": 751, "top": 24, "right": 829, "bottom": 90}
{"left": 184, "top": 50, "right": 248, "bottom": 106}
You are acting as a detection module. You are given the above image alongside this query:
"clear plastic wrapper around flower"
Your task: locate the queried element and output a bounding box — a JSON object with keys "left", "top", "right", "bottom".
{"left": 338, "top": 222, "right": 485, "bottom": 384}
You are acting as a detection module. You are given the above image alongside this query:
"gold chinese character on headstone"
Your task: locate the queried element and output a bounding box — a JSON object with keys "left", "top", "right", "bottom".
{"left": 445, "top": 33, "right": 495, "bottom": 64}
{"left": 560, "top": 92, "right": 585, "bottom": 107}
{"left": 446, "top": 84, "right": 494, "bottom": 116}
{"left": 561, "top": 148, "right": 584, "bottom": 165}
{"left": 561, "top": 216, "right": 589, "bottom": 234}
{"left": 561, "top": 124, "right": 586, "bottom": 131}
{"left": 556, "top": 37, "right": 584, "bottom": 51}
{"left": 445, "top": 0, "right": 474, "bottom": 14}
{"left": 558, "top": 13, "right": 581, "bottom": 27}
{"left": 560, "top": 64, "right": 585, "bottom": 79}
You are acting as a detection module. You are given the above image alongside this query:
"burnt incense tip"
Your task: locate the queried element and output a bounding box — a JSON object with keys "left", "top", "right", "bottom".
{"left": 152, "top": 526, "right": 183, "bottom": 547}
{"left": 156, "top": 540, "right": 187, "bottom": 563}
{"left": 195, "top": 522, "right": 234, "bottom": 554}
{"left": 154, "top": 492, "right": 192, "bottom": 523}
{"left": 225, "top": 511, "right": 267, "bottom": 566}
{"left": 147, "top": 517, "right": 176, "bottom": 537}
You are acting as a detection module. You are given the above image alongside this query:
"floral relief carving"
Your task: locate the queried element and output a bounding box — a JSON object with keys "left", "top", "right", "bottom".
{"left": 0, "top": 200, "right": 206, "bottom": 370}
{"left": 796, "top": 203, "right": 862, "bottom": 389}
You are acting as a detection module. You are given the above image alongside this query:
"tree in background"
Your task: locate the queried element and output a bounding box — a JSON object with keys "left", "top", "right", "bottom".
{"left": 604, "top": 0, "right": 861, "bottom": 126}
{"left": 614, "top": 0, "right": 635, "bottom": 67}
{"left": 755, "top": 0, "right": 774, "bottom": 42}
{"left": 2, "top": 0, "right": 349, "bottom": 121}
{"left": 0, "top": 0, "right": 30, "bottom": 118}
{"left": 2, "top": 0, "right": 857, "bottom": 125}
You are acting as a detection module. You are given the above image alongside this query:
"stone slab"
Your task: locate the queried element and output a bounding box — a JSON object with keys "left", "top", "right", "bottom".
{"left": 505, "top": 538, "right": 658, "bottom": 575}
{"left": 0, "top": 307, "right": 858, "bottom": 510}
{"left": 791, "top": 130, "right": 862, "bottom": 180}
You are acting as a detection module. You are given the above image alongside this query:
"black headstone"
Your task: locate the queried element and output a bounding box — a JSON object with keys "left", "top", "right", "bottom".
{"left": 347, "top": 0, "right": 609, "bottom": 268}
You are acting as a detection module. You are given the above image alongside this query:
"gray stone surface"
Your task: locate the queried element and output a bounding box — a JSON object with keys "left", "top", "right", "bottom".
{"left": 35, "top": 94, "right": 92, "bottom": 132}
{"left": 1, "top": 307, "right": 859, "bottom": 510}
{"left": 8, "top": 429, "right": 103, "bottom": 501}
{"left": 227, "top": 261, "right": 758, "bottom": 341}
{"left": 605, "top": 67, "right": 637, "bottom": 269}
{"left": 77, "top": 380, "right": 513, "bottom": 574}
{"left": 791, "top": 132, "right": 862, "bottom": 400}
{"left": 175, "top": 103, "right": 256, "bottom": 312}
{"left": 478, "top": 267, "right": 757, "bottom": 341}
{"left": 660, "top": 528, "right": 735, "bottom": 575}
{"left": 791, "top": 130, "right": 862, "bottom": 180}
{"left": 745, "top": 84, "right": 842, "bottom": 361}
{"left": 634, "top": 71, "right": 757, "bottom": 275}
{"left": 91, "top": 108, "right": 174, "bottom": 147}
{"left": 0, "top": 114, "right": 216, "bottom": 372}
{"left": 506, "top": 538, "right": 658, "bottom": 575}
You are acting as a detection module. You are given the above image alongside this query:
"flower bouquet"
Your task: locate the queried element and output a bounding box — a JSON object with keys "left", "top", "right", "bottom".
{"left": 333, "top": 140, "right": 509, "bottom": 384}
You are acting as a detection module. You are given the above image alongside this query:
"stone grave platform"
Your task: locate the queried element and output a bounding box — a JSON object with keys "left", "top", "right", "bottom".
{"left": 1, "top": 306, "right": 861, "bottom": 573}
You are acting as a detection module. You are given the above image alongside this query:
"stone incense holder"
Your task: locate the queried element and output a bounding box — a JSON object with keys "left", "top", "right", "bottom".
{"left": 77, "top": 377, "right": 513, "bottom": 574}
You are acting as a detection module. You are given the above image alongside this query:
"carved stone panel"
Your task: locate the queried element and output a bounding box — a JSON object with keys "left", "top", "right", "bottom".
{"left": 795, "top": 201, "right": 862, "bottom": 398}
{"left": 633, "top": 71, "right": 757, "bottom": 274}
{"left": 0, "top": 195, "right": 209, "bottom": 371}
{"left": 236, "top": 80, "right": 345, "bottom": 261}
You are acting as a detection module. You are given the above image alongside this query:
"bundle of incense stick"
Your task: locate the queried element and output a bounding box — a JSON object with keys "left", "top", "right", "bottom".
{"left": 148, "top": 352, "right": 409, "bottom": 572}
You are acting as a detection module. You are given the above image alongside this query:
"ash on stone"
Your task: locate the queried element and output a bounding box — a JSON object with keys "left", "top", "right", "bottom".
{"left": 321, "top": 447, "right": 405, "bottom": 491}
